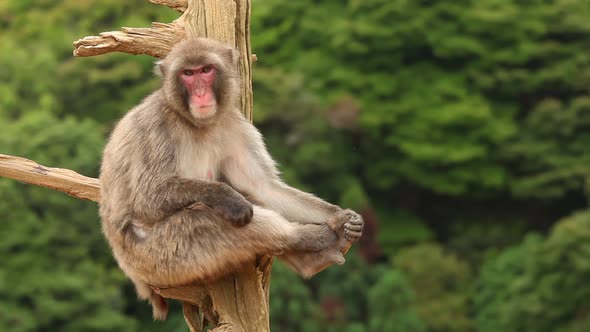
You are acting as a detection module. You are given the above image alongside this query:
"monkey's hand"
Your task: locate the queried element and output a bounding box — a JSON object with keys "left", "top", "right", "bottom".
{"left": 207, "top": 184, "right": 253, "bottom": 227}
{"left": 327, "top": 209, "right": 363, "bottom": 255}
{"left": 341, "top": 209, "right": 363, "bottom": 242}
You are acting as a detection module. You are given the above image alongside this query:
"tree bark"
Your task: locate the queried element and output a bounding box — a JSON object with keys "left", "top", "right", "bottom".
{"left": 0, "top": 154, "right": 100, "bottom": 202}
{"left": 147, "top": 0, "right": 188, "bottom": 12}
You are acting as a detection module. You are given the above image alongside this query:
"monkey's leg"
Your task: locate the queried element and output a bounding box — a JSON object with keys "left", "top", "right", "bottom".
{"left": 123, "top": 205, "right": 338, "bottom": 287}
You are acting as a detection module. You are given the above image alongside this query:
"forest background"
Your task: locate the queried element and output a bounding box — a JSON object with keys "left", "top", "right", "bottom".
{"left": 1, "top": 1, "right": 590, "bottom": 331}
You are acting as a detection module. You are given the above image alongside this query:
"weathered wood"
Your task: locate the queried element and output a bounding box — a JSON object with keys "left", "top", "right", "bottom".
{"left": 153, "top": 259, "right": 273, "bottom": 332}
{"left": 73, "top": 23, "right": 185, "bottom": 58}
{"left": 147, "top": 0, "right": 188, "bottom": 12}
{"left": 0, "top": 154, "right": 100, "bottom": 202}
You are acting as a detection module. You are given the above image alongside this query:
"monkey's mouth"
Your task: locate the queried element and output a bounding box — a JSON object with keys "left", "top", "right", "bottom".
{"left": 190, "top": 104, "right": 216, "bottom": 118}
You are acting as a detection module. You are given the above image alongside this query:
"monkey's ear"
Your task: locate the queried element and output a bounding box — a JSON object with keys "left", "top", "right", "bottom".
{"left": 154, "top": 60, "right": 166, "bottom": 77}
{"left": 223, "top": 48, "right": 239, "bottom": 67}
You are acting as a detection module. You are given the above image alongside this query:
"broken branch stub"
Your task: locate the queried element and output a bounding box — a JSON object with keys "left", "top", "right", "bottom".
{"left": 147, "top": 0, "right": 188, "bottom": 12}
{"left": 73, "top": 23, "right": 185, "bottom": 59}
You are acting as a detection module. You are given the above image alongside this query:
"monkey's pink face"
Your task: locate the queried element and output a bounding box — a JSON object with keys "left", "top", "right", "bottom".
{"left": 179, "top": 65, "right": 217, "bottom": 119}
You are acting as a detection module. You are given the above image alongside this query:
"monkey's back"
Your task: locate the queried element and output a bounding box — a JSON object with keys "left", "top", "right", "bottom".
{"left": 99, "top": 91, "right": 177, "bottom": 238}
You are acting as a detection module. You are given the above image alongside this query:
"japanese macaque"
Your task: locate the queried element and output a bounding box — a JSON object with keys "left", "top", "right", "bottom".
{"left": 99, "top": 38, "right": 363, "bottom": 320}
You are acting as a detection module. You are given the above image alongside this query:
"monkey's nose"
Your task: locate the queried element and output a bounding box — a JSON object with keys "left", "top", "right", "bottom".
{"left": 194, "top": 88, "right": 206, "bottom": 97}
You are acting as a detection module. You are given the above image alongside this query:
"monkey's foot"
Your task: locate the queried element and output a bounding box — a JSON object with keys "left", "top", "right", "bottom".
{"left": 327, "top": 209, "right": 363, "bottom": 254}
{"left": 285, "top": 209, "right": 363, "bottom": 278}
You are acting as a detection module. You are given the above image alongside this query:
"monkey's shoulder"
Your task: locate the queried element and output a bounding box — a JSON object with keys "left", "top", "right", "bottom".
{"left": 109, "top": 93, "right": 172, "bottom": 140}
{"left": 125, "top": 92, "right": 169, "bottom": 128}
{"left": 103, "top": 92, "right": 178, "bottom": 172}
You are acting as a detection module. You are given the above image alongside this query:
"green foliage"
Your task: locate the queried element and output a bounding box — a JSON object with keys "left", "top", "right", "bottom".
{"left": 252, "top": 66, "right": 367, "bottom": 204}
{"left": 253, "top": 0, "right": 590, "bottom": 198}
{"left": 474, "top": 210, "right": 590, "bottom": 332}
{"left": 0, "top": 111, "right": 137, "bottom": 331}
{"left": 2, "top": 0, "right": 590, "bottom": 330}
{"left": 447, "top": 219, "right": 528, "bottom": 267}
{"left": 270, "top": 262, "right": 323, "bottom": 332}
{"left": 0, "top": 0, "right": 176, "bottom": 123}
{"left": 375, "top": 208, "right": 433, "bottom": 256}
{"left": 508, "top": 97, "right": 590, "bottom": 198}
{"left": 395, "top": 244, "right": 474, "bottom": 332}
{"left": 368, "top": 269, "right": 425, "bottom": 332}
{"left": 313, "top": 250, "right": 375, "bottom": 325}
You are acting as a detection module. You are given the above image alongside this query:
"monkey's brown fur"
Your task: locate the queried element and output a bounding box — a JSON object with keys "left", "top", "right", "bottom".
{"left": 99, "top": 38, "right": 363, "bottom": 320}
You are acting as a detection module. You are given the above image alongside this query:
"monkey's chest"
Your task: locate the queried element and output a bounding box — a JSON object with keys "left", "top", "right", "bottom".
{"left": 176, "top": 145, "right": 220, "bottom": 181}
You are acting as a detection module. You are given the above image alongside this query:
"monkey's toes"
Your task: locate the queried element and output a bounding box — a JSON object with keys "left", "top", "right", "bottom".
{"left": 344, "top": 215, "right": 363, "bottom": 241}
{"left": 345, "top": 225, "right": 363, "bottom": 242}
{"left": 334, "top": 209, "right": 363, "bottom": 242}
{"left": 326, "top": 209, "right": 364, "bottom": 254}
{"left": 347, "top": 213, "right": 363, "bottom": 226}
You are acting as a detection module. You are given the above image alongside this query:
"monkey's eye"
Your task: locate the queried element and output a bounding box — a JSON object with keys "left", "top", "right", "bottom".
{"left": 201, "top": 66, "right": 212, "bottom": 73}
{"left": 182, "top": 70, "right": 194, "bottom": 76}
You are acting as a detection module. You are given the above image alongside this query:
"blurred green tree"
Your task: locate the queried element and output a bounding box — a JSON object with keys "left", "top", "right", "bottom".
{"left": 368, "top": 269, "right": 425, "bottom": 332}
{"left": 0, "top": 111, "right": 136, "bottom": 331}
{"left": 395, "top": 243, "right": 474, "bottom": 332}
{"left": 252, "top": 0, "right": 590, "bottom": 203}
{"left": 475, "top": 210, "right": 590, "bottom": 332}
{"left": 269, "top": 262, "right": 324, "bottom": 332}
{"left": 2, "top": 0, "right": 590, "bottom": 330}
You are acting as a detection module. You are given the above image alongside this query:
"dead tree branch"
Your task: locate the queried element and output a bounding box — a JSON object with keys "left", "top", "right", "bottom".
{"left": 0, "top": 154, "right": 99, "bottom": 202}
{"left": 73, "top": 23, "right": 185, "bottom": 58}
{"left": 147, "top": 0, "right": 188, "bottom": 12}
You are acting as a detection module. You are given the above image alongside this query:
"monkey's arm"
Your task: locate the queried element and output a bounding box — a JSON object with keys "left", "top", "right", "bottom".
{"left": 222, "top": 123, "right": 358, "bottom": 233}
{"left": 137, "top": 176, "right": 252, "bottom": 226}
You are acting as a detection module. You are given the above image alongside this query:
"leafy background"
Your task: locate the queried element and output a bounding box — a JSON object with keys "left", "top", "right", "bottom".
{"left": 1, "top": 0, "right": 590, "bottom": 331}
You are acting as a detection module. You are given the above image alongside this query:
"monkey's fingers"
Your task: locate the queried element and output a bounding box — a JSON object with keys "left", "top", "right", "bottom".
{"left": 345, "top": 224, "right": 363, "bottom": 232}
{"left": 326, "top": 208, "right": 363, "bottom": 254}
{"left": 343, "top": 211, "right": 363, "bottom": 241}
{"left": 211, "top": 201, "right": 253, "bottom": 227}
{"left": 327, "top": 209, "right": 353, "bottom": 231}
{"left": 344, "top": 222, "right": 363, "bottom": 240}
{"left": 344, "top": 230, "right": 363, "bottom": 242}
{"left": 347, "top": 214, "right": 363, "bottom": 225}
